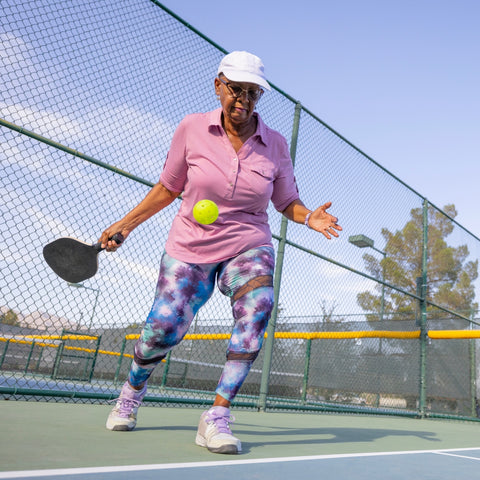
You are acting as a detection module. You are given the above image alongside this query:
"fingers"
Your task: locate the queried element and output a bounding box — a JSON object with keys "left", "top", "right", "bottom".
{"left": 99, "top": 230, "right": 113, "bottom": 249}
{"left": 103, "top": 236, "right": 122, "bottom": 252}
{"left": 312, "top": 202, "right": 342, "bottom": 239}
{"left": 100, "top": 227, "right": 127, "bottom": 251}
{"left": 332, "top": 223, "right": 342, "bottom": 232}
{"left": 321, "top": 224, "right": 341, "bottom": 240}
{"left": 99, "top": 233, "right": 108, "bottom": 249}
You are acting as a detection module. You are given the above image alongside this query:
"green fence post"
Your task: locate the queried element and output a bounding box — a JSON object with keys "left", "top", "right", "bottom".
{"left": 51, "top": 342, "right": 65, "bottom": 380}
{"left": 88, "top": 335, "right": 102, "bottom": 382}
{"left": 35, "top": 345, "right": 44, "bottom": 372}
{"left": 258, "top": 101, "right": 302, "bottom": 412}
{"left": 0, "top": 340, "right": 10, "bottom": 369}
{"left": 301, "top": 338, "right": 312, "bottom": 404}
{"left": 24, "top": 340, "right": 36, "bottom": 374}
{"left": 469, "top": 309, "right": 477, "bottom": 417}
{"left": 418, "top": 199, "right": 429, "bottom": 417}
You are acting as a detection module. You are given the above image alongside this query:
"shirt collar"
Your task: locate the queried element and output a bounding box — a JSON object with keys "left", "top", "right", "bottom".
{"left": 208, "top": 108, "right": 268, "bottom": 147}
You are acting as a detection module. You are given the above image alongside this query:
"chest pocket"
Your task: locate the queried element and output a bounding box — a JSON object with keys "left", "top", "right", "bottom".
{"left": 246, "top": 163, "right": 276, "bottom": 197}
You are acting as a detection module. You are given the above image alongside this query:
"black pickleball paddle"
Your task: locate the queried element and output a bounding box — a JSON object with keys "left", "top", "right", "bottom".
{"left": 42, "top": 233, "right": 124, "bottom": 283}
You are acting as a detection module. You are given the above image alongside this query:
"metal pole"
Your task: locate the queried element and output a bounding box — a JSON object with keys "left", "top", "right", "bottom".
{"left": 24, "top": 341, "right": 36, "bottom": 374}
{"left": 380, "top": 256, "right": 385, "bottom": 322}
{"left": 88, "top": 289, "right": 100, "bottom": 333}
{"left": 34, "top": 345, "right": 44, "bottom": 372}
{"left": 301, "top": 338, "right": 312, "bottom": 404}
{"left": 370, "top": 244, "right": 387, "bottom": 322}
{"left": 51, "top": 342, "right": 65, "bottom": 380}
{"left": 469, "top": 309, "right": 477, "bottom": 417}
{"left": 418, "top": 199, "right": 429, "bottom": 417}
{"left": 258, "top": 102, "right": 302, "bottom": 412}
{"left": 68, "top": 283, "right": 100, "bottom": 332}
{"left": 88, "top": 335, "right": 102, "bottom": 382}
{"left": 0, "top": 340, "right": 10, "bottom": 368}
{"left": 379, "top": 251, "right": 386, "bottom": 355}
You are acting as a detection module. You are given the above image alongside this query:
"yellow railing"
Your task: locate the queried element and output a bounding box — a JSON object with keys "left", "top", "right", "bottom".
{"left": 2, "top": 329, "right": 479, "bottom": 366}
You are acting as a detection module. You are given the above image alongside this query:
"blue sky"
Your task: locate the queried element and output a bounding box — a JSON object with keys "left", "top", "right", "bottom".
{"left": 161, "top": 0, "right": 480, "bottom": 237}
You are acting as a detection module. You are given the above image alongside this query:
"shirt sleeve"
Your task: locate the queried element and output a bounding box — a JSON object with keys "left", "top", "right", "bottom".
{"left": 159, "top": 117, "right": 189, "bottom": 192}
{"left": 270, "top": 135, "right": 300, "bottom": 212}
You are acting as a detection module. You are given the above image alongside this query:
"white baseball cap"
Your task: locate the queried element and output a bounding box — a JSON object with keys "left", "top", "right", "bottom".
{"left": 217, "top": 51, "right": 271, "bottom": 91}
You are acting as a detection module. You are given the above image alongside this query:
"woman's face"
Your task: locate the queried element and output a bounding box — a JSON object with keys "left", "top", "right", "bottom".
{"left": 215, "top": 75, "right": 263, "bottom": 127}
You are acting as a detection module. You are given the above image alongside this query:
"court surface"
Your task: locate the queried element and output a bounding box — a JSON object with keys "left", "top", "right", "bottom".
{"left": 1, "top": 400, "right": 480, "bottom": 479}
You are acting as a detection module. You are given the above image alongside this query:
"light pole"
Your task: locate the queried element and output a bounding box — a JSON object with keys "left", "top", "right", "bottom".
{"left": 349, "top": 234, "right": 388, "bottom": 408}
{"left": 68, "top": 283, "right": 100, "bottom": 332}
{"left": 348, "top": 234, "right": 386, "bottom": 322}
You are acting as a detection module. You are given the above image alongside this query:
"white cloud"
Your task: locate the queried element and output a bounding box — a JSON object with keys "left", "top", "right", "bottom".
{"left": 0, "top": 102, "right": 84, "bottom": 143}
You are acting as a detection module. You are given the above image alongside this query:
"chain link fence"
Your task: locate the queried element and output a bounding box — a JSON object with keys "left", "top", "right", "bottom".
{"left": 1, "top": 0, "right": 480, "bottom": 420}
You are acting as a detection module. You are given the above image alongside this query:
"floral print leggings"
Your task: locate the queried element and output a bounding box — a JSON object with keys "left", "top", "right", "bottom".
{"left": 128, "top": 246, "right": 275, "bottom": 402}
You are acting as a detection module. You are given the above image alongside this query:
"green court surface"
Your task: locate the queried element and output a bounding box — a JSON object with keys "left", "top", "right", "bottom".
{"left": 1, "top": 400, "right": 480, "bottom": 479}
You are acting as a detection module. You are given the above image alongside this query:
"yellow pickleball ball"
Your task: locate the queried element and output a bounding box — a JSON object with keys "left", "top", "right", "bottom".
{"left": 193, "top": 199, "right": 219, "bottom": 225}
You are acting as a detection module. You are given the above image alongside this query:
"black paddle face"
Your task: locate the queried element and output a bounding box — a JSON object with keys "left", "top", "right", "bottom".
{"left": 42, "top": 234, "right": 123, "bottom": 283}
{"left": 43, "top": 238, "right": 100, "bottom": 283}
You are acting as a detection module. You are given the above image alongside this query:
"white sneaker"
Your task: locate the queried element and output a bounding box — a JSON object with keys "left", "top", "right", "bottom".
{"left": 195, "top": 406, "right": 242, "bottom": 454}
{"left": 106, "top": 382, "right": 147, "bottom": 431}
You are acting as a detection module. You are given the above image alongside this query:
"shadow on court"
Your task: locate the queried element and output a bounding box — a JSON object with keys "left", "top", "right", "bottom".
{"left": 237, "top": 425, "right": 441, "bottom": 452}
{"left": 135, "top": 422, "right": 440, "bottom": 453}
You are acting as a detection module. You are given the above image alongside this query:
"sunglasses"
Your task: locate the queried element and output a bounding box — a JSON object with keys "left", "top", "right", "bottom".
{"left": 218, "top": 77, "right": 264, "bottom": 102}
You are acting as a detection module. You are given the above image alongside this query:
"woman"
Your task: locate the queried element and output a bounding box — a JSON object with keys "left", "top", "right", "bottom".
{"left": 101, "top": 51, "right": 341, "bottom": 454}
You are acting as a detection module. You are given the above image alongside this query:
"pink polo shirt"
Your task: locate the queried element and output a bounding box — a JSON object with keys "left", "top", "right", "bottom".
{"left": 160, "top": 108, "right": 299, "bottom": 263}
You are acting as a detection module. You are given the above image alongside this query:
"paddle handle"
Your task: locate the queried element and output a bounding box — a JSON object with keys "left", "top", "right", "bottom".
{"left": 93, "top": 233, "right": 124, "bottom": 252}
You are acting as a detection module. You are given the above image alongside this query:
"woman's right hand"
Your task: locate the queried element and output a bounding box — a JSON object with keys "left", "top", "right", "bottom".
{"left": 99, "top": 222, "right": 131, "bottom": 252}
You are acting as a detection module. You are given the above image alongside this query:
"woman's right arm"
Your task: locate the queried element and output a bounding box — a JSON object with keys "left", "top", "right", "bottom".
{"left": 99, "top": 181, "right": 181, "bottom": 251}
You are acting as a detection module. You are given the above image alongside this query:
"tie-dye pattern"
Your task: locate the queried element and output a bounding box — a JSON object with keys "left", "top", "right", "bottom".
{"left": 215, "top": 285, "right": 274, "bottom": 400}
{"left": 127, "top": 247, "right": 275, "bottom": 400}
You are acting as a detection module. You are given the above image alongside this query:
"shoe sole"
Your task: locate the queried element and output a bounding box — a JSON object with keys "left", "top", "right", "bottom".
{"left": 109, "top": 425, "right": 135, "bottom": 431}
{"left": 195, "top": 434, "right": 241, "bottom": 454}
{"left": 106, "top": 419, "right": 136, "bottom": 431}
{"left": 207, "top": 444, "right": 240, "bottom": 454}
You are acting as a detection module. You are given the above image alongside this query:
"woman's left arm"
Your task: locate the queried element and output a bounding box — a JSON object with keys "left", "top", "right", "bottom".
{"left": 282, "top": 199, "right": 342, "bottom": 240}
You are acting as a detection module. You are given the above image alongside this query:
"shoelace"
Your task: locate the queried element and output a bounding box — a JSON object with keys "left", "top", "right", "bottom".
{"left": 111, "top": 397, "right": 142, "bottom": 417}
{"left": 207, "top": 413, "right": 236, "bottom": 434}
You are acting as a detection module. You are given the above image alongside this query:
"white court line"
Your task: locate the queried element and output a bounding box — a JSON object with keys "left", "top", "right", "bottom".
{"left": 2, "top": 447, "right": 480, "bottom": 478}
{"left": 434, "top": 451, "right": 480, "bottom": 462}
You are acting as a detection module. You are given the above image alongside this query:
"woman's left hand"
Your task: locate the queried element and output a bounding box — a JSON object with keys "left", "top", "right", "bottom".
{"left": 308, "top": 202, "right": 342, "bottom": 239}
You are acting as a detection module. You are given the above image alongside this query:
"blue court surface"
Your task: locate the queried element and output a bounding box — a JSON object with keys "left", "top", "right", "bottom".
{"left": 1, "top": 401, "right": 480, "bottom": 479}
{"left": 2, "top": 449, "right": 480, "bottom": 480}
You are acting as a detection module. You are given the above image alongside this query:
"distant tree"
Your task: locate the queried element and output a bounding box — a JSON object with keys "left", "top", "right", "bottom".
{"left": 357, "top": 204, "right": 478, "bottom": 321}
{"left": 318, "top": 300, "right": 341, "bottom": 324}
{"left": 126, "top": 323, "right": 142, "bottom": 330}
{"left": 0, "top": 309, "right": 19, "bottom": 326}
